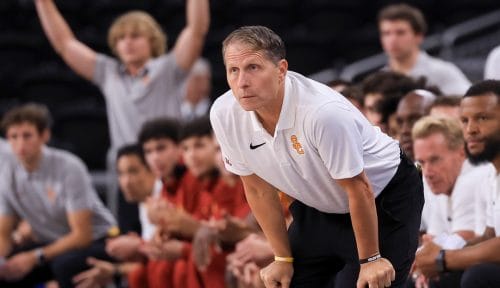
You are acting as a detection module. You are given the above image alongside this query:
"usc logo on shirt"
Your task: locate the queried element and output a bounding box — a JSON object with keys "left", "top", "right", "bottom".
{"left": 291, "top": 135, "right": 304, "bottom": 155}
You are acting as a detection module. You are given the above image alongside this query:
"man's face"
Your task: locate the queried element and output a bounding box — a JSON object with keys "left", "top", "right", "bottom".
{"left": 224, "top": 41, "right": 288, "bottom": 112}
{"left": 185, "top": 72, "right": 212, "bottom": 105}
{"left": 117, "top": 154, "right": 153, "bottom": 203}
{"left": 181, "top": 135, "right": 217, "bottom": 178}
{"left": 396, "top": 94, "right": 427, "bottom": 160}
{"left": 143, "top": 138, "right": 179, "bottom": 179}
{"left": 6, "top": 122, "right": 48, "bottom": 168}
{"left": 364, "top": 93, "right": 383, "bottom": 126}
{"left": 414, "top": 133, "right": 465, "bottom": 195}
{"left": 115, "top": 29, "right": 152, "bottom": 66}
{"left": 460, "top": 94, "right": 500, "bottom": 164}
{"left": 379, "top": 20, "right": 423, "bottom": 61}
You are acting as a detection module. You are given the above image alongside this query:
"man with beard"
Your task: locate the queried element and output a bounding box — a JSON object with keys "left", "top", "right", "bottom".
{"left": 414, "top": 80, "right": 500, "bottom": 288}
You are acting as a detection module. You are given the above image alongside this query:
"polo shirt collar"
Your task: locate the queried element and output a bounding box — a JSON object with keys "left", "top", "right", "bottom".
{"left": 249, "top": 75, "right": 296, "bottom": 134}
{"left": 16, "top": 146, "right": 47, "bottom": 180}
{"left": 118, "top": 61, "right": 151, "bottom": 78}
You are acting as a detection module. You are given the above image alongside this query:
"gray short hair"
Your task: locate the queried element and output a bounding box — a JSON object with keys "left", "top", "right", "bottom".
{"left": 222, "top": 26, "right": 286, "bottom": 64}
{"left": 412, "top": 116, "right": 464, "bottom": 151}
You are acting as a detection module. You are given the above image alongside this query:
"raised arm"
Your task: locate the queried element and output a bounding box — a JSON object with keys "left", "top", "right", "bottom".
{"left": 240, "top": 174, "right": 293, "bottom": 288}
{"left": 172, "top": 0, "right": 210, "bottom": 71}
{"left": 35, "top": 0, "right": 97, "bottom": 81}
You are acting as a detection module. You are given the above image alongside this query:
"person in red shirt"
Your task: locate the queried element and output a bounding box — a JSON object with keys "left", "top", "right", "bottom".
{"left": 126, "top": 118, "right": 186, "bottom": 288}
{"left": 147, "top": 117, "right": 254, "bottom": 288}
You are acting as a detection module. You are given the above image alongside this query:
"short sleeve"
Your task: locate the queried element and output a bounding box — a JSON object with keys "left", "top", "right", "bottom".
{"left": 311, "top": 102, "right": 364, "bottom": 179}
{"left": 92, "top": 53, "right": 118, "bottom": 88}
{"left": 210, "top": 105, "right": 252, "bottom": 176}
{"left": 62, "top": 158, "right": 97, "bottom": 212}
{"left": 155, "top": 53, "right": 189, "bottom": 88}
{"left": 0, "top": 163, "right": 16, "bottom": 216}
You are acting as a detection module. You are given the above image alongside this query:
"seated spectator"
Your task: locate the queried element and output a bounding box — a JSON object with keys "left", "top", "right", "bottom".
{"left": 413, "top": 116, "right": 483, "bottom": 241}
{"left": 395, "top": 89, "right": 437, "bottom": 161}
{"left": 338, "top": 85, "right": 364, "bottom": 112}
{"left": 0, "top": 103, "right": 117, "bottom": 287}
{"left": 361, "top": 71, "right": 420, "bottom": 131}
{"left": 73, "top": 144, "right": 160, "bottom": 288}
{"left": 117, "top": 118, "right": 185, "bottom": 288}
{"left": 429, "top": 96, "right": 461, "bottom": 120}
{"left": 485, "top": 45, "right": 500, "bottom": 79}
{"left": 327, "top": 79, "right": 352, "bottom": 92}
{"left": 428, "top": 97, "right": 494, "bottom": 235}
{"left": 181, "top": 58, "right": 213, "bottom": 121}
{"left": 415, "top": 80, "right": 500, "bottom": 288}
{"left": 146, "top": 117, "right": 252, "bottom": 288}
{"left": 378, "top": 3, "right": 471, "bottom": 95}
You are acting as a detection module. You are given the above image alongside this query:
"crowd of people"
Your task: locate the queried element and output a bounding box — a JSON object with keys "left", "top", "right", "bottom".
{"left": 0, "top": 1, "right": 499, "bottom": 288}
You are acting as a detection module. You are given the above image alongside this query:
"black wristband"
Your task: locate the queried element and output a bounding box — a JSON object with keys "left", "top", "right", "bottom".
{"left": 359, "top": 253, "right": 381, "bottom": 264}
{"left": 34, "top": 248, "right": 46, "bottom": 266}
{"left": 113, "top": 264, "right": 122, "bottom": 287}
{"left": 436, "top": 249, "right": 448, "bottom": 273}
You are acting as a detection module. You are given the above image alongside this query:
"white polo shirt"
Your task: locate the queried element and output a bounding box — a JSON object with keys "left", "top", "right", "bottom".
{"left": 485, "top": 169, "right": 500, "bottom": 236}
{"left": 425, "top": 160, "right": 488, "bottom": 236}
{"left": 210, "top": 71, "right": 400, "bottom": 214}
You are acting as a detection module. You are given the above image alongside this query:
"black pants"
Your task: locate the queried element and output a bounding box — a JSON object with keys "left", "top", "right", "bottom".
{"left": 288, "top": 151, "right": 424, "bottom": 288}
{"left": 430, "top": 263, "right": 500, "bottom": 288}
{"left": 0, "top": 238, "right": 113, "bottom": 288}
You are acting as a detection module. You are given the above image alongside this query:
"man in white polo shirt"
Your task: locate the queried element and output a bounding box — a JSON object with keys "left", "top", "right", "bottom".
{"left": 413, "top": 116, "right": 484, "bottom": 242}
{"left": 210, "top": 26, "right": 424, "bottom": 288}
{"left": 415, "top": 80, "right": 500, "bottom": 288}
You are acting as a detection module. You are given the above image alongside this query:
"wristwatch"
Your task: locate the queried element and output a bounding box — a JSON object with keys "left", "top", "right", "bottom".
{"left": 34, "top": 248, "right": 46, "bottom": 266}
{"left": 435, "top": 249, "right": 447, "bottom": 273}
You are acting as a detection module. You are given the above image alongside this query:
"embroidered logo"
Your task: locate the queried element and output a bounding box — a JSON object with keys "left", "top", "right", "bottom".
{"left": 224, "top": 157, "right": 233, "bottom": 166}
{"left": 249, "top": 142, "right": 266, "bottom": 150}
{"left": 291, "top": 135, "right": 304, "bottom": 155}
{"left": 46, "top": 185, "right": 56, "bottom": 204}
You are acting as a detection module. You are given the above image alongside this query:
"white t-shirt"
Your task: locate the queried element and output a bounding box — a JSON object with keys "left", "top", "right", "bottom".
{"left": 139, "top": 179, "right": 163, "bottom": 241}
{"left": 409, "top": 52, "right": 471, "bottom": 96}
{"left": 486, "top": 170, "right": 500, "bottom": 236}
{"left": 485, "top": 46, "right": 500, "bottom": 80}
{"left": 211, "top": 71, "right": 401, "bottom": 214}
{"left": 425, "top": 160, "right": 489, "bottom": 236}
{"left": 474, "top": 163, "right": 497, "bottom": 235}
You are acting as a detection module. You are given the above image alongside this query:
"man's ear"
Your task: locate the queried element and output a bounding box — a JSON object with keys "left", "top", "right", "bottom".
{"left": 42, "top": 129, "right": 51, "bottom": 144}
{"left": 278, "top": 59, "right": 288, "bottom": 82}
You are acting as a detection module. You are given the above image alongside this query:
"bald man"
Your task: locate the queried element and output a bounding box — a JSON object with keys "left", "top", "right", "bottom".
{"left": 395, "top": 89, "right": 436, "bottom": 161}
